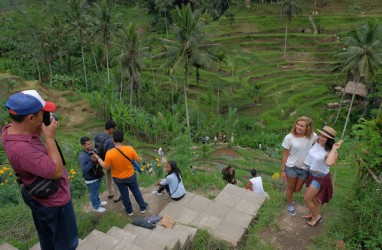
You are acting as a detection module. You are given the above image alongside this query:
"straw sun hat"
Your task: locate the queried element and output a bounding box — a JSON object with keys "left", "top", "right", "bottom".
{"left": 317, "top": 126, "right": 336, "bottom": 139}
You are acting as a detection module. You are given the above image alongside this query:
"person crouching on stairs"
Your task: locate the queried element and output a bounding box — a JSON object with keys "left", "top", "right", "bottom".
{"left": 152, "top": 160, "right": 186, "bottom": 201}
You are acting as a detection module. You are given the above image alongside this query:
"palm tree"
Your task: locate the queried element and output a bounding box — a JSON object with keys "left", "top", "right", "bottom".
{"left": 89, "top": 0, "right": 121, "bottom": 83}
{"left": 281, "top": 0, "right": 301, "bottom": 58}
{"left": 117, "top": 23, "right": 148, "bottom": 107}
{"left": 66, "top": 0, "right": 89, "bottom": 91}
{"left": 216, "top": 51, "right": 227, "bottom": 115}
{"left": 49, "top": 15, "right": 68, "bottom": 73}
{"left": 335, "top": 20, "right": 382, "bottom": 138}
{"left": 155, "top": 0, "right": 174, "bottom": 38}
{"left": 155, "top": 4, "right": 217, "bottom": 133}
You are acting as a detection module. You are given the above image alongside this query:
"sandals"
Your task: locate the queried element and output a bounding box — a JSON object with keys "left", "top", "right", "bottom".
{"left": 307, "top": 216, "right": 321, "bottom": 227}
{"left": 302, "top": 213, "right": 313, "bottom": 219}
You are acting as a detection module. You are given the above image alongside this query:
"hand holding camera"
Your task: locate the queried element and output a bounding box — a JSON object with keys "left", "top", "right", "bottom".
{"left": 89, "top": 150, "right": 100, "bottom": 162}
{"left": 42, "top": 112, "right": 59, "bottom": 140}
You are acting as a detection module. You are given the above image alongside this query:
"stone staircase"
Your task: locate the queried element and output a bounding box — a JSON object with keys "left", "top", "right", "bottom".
{"left": 0, "top": 184, "right": 267, "bottom": 250}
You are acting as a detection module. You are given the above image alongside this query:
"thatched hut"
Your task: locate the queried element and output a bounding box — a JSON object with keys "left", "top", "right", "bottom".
{"left": 344, "top": 81, "right": 368, "bottom": 97}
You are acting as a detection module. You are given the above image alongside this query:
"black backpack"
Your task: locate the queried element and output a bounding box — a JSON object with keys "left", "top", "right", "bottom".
{"left": 94, "top": 134, "right": 110, "bottom": 160}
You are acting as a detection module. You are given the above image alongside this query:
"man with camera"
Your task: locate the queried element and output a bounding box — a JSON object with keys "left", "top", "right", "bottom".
{"left": 94, "top": 120, "right": 121, "bottom": 202}
{"left": 1, "top": 90, "right": 78, "bottom": 250}
{"left": 79, "top": 136, "right": 107, "bottom": 212}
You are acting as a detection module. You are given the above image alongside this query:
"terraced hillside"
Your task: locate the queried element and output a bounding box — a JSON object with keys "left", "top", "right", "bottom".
{"left": 151, "top": 1, "right": 382, "bottom": 132}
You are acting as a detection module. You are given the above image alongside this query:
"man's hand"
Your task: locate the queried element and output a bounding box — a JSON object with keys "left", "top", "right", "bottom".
{"left": 42, "top": 117, "right": 58, "bottom": 140}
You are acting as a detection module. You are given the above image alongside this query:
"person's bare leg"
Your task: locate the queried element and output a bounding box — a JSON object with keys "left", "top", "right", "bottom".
{"left": 304, "top": 185, "right": 321, "bottom": 226}
{"left": 304, "top": 185, "right": 320, "bottom": 218}
{"left": 294, "top": 177, "right": 306, "bottom": 193}
{"left": 286, "top": 176, "right": 297, "bottom": 204}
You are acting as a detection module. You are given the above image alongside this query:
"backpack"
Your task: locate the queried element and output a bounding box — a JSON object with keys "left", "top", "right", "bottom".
{"left": 94, "top": 134, "right": 110, "bottom": 160}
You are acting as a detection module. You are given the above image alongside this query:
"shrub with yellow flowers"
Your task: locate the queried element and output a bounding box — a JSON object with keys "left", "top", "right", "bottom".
{"left": 66, "top": 165, "right": 87, "bottom": 199}
{"left": 0, "top": 164, "right": 22, "bottom": 207}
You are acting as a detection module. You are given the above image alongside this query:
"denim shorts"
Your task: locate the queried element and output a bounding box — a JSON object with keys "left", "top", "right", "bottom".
{"left": 285, "top": 166, "right": 309, "bottom": 180}
{"left": 309, "top": 170, "right": 327, "bottom": 189}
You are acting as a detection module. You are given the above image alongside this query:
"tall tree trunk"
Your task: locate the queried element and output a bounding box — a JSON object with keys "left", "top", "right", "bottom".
{"left": 284, "top": 22, "right": 288, "bottom": 58}
{"left": 33, "top": 53, "right": 42, "bottom": 82}
{"left": 92, "top": 49, "right": 101, "bottom": 77}
{"left": 48, "top": 60, "right": 53, "bottom": 85}
{"left": 184, "top": 64, "right": 190, "bottom": 135}
{"left": 334, "top": 90, "right": 345, "bottom": 125}
{"left": 151, "top": 61, "right": 156, "bottom": 101}
{"left": 171, "top": 75, "right": 175, "bottom": 116}
{"left": 80, "top": 32, "right": 88, "bottom": 91}
{"left": 106, "top": 44, "right": 110, "bottom": 83}
{"left": 130, "top": 74, "right": 134, "bottom": 107}
{"left": 217, "top": 76, "right": 220, "bottom": 116}
{"left": 164, "top": 12, "right": 169, "bottom": 38}
{"left": 341, "top": 80, "right": 359, "bottom": 139}
{"left": 120, "top": 70, "right": 123, "bottom": 101}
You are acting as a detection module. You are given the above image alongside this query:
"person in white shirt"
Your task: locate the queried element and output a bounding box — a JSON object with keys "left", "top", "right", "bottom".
{"left": 303, "top": 126, "right": 343, "bottom": 226}
{"left": 281, "top": 116, "right": 317, "bottom": 216}
{"left": 245, "top": 169, "right": 269, "bottom": 198}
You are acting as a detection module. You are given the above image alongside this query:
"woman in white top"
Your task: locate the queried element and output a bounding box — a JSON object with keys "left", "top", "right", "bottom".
{"left": 303, "top": 126, "right": 343, "bottom": 226}
{"left": 281, "top": 117, "right": 317, "bottom": 216}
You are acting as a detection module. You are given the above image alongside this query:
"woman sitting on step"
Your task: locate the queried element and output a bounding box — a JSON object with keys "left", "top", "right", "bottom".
{"left": 152, "top": 160, "right": 186, "bottom": 201}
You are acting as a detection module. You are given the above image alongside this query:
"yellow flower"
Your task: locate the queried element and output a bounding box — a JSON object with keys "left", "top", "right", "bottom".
{"left": 157, "top": 164, "right": 161, "bottom": 167}
{"left": 71, "top": 171, "right": 76, "bottom": 175}
{"left": 9, "top": 172, "right": 13, "bottom": 176}
{"left": 71, "top": 175, "right": 74, "bottom": 179}
{"left": 2, "top": 167, "right": 8, "bottom": 171}
{"left": 155, "top": 158, "right": 159, "bottom": 162}
{"left": 272, "top": 172, "right": 280, "bottom": 180}
{"left": 5, "top": 179, "right": 8, "bottom": 183}
{"left": 140, "top": 167, "right": 144, "bottom": 171}
{"left": 0, "top": 170, "right": 4, "bottom": 175}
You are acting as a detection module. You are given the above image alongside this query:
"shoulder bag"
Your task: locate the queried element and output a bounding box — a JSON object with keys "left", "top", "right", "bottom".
{"left": 115, "top": 148, "right": 142, "bottom": 174}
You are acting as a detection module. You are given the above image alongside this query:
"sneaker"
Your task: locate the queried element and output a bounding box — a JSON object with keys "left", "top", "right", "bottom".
{"left": 100, "top": 201, "right": 108, "bottom": 206}
{"left": 140, "top": 204, "right": 148, "bottom": 214}
{"left": 287, "top": 204, "right": 296, "bottom": 216}
{"left": 152, "top": 190, "right": 162, "bottom": 196}
{"left": 127, "top": 212, "right": 134, "bottom": 216}
{"left": 93, "top": 207, "right": 106, "bottom": 213}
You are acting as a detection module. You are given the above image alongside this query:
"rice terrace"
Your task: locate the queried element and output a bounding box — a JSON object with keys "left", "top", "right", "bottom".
{"left": 0, "top": 0, "right": 381, "bottom": 249}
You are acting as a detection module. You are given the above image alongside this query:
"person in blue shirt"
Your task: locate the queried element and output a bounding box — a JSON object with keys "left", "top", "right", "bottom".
{"left": 79, "top": 136, "right": 107, "bottom": 212}
{"left": 152, "top": 160, "right": 186, "bottom": 201}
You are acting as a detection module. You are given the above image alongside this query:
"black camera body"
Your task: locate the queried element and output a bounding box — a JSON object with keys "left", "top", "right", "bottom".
{"left": 43, "top": 111, "right": 58, "bottom": 126}
{"left": 87, "top": 149, "right": 98, "bottom": 156}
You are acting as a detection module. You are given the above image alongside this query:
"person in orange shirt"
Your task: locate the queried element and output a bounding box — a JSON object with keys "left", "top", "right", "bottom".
{"left": 95, "top": 130, "right": 148, "bottom": 216}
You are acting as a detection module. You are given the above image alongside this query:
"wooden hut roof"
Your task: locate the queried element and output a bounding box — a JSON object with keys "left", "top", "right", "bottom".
{"left": 344, "top": 81, "right": 368, "bottom": 97}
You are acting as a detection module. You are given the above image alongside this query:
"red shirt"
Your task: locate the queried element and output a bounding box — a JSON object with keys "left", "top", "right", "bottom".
{"left": 1, "top": 124, "right": 71, "bottom": 207}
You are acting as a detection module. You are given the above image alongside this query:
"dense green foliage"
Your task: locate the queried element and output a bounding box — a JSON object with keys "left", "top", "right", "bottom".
{"left": 1, "top": 0, "right": 382, "bottom": 249}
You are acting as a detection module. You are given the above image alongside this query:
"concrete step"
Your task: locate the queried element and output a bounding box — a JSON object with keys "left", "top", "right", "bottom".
{"left": 0, "top": 243, "right": 18, "bottom": 250}
{"left": 154, "top": 225, "right": 191, "bottom": 250}
{"left": 29, "top": 242, "right": 40, "bottom": 250}
{"left": 77, "top": 230, "right": 119, "bottom": 250}
{"left": 106, "top": 226, "right": 143, "bottom": 250}
{"left": 124, "top": 224, "right": 180, "bottom": 250}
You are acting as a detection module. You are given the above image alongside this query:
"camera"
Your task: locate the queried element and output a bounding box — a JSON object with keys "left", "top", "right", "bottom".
{"left": 87, "top": 149, "right": 98, "bottom": 155}
{"left": 43, "top": 111, "right": 58, "bottom": 126}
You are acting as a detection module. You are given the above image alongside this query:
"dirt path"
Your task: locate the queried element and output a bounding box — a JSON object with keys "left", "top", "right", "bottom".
{"left": 260, "top": 203, "right": 324, "bottom": 249}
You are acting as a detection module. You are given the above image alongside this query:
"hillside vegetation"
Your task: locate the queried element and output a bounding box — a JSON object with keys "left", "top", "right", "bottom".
{"left": 0, "top": 0, "right": 381, "bottom": 249}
